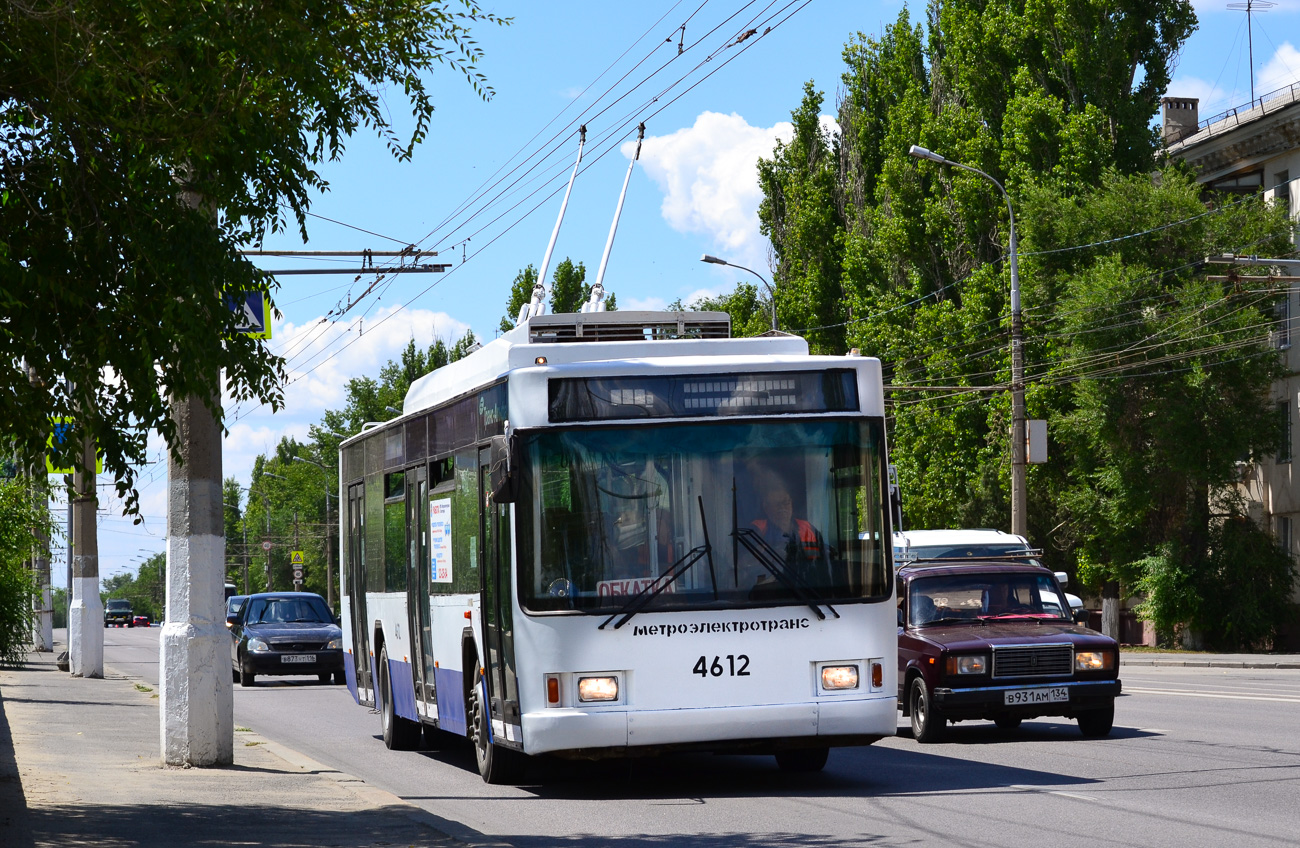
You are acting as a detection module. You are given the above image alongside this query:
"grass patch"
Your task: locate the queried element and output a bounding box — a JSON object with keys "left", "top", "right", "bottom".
{"left": 134, "top": 683, "right": 153, "bottom": 692}
{"left": 244, "top": 741, "right": 264, "bottom": 747}
{"left": 235, "top": 726, "right": 252, "bottom": 733}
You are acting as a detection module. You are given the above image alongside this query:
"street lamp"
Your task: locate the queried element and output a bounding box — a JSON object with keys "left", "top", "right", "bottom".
{"left": 293, "top": 456, "right": 338, "bottom": 610}
{"left": 908, "top": 144, "right": 1026, "bottom": 538}
{"left": 700, "top": 254, "right": 778, "bottom": 332}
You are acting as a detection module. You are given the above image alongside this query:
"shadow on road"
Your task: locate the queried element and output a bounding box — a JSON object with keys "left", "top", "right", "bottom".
{"left": 23, "top": 802, "right": 456, "bottom": 848}
{"left": 0, "top": 685, "right": 36, "bottom": 848}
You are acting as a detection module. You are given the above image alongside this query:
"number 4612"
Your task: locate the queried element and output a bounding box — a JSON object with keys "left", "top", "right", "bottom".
{"left": 693, "top": 654, "right": 750, "bottom": 677}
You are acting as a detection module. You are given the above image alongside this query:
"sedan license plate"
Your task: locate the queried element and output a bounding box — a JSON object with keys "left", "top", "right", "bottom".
{"left": 281, "top": 654, "right": 316, "bottom": 664}
{"left": 1004, "top": 687, "right": 1068, "bottom": 706}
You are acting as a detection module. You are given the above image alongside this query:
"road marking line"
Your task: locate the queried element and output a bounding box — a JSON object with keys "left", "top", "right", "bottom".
{"left": 1125, "top": 687, "right": 1300, "bottom": 704}
{"left": 1050, "top": 791, "right": 1099, "bottom": 803}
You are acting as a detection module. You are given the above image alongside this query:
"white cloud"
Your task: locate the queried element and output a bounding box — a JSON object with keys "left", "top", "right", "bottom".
{"left": 631, "top": 111, "right": 838, "bottom": 273}
{"left": 621, "top": 295, "right": 669, "bottom": 311}
{"left": 216, "top": 303, "right": 470, "bottom": 484}
{"left": 1165, "top": 75, "right": 1233, "bottom": 113}
{"left": 1258, "top": 42, "right": 1300, "bottom": 94}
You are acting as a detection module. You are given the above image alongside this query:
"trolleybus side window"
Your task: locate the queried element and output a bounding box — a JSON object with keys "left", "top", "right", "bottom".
{"left": 364, "top": 470, "right": 385, "bottom": 594}
{"left": 384, "top": 471, "right": 406, "bottom": 592}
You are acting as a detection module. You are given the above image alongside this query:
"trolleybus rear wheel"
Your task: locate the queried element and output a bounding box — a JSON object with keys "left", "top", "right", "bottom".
{"left": 469, "top": 678, "right": 527, "bottom": 784}
{"left": 378, "top": 645, "right": 421, "bottom": 750}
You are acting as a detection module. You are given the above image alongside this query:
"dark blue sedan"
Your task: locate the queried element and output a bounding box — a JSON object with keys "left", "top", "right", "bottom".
{"left": 229, "top": 592, "right": 343, "bottom": 687}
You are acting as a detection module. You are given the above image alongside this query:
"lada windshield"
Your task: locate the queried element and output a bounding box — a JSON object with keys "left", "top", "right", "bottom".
{"left": 517, "top": 419, "right": 891, "bottom": 613}
{"left": 244, "top": 596, "right": 333, "bottom": 625}
{"left": 909, "top": 572, "right": 1071, "bottom": 625}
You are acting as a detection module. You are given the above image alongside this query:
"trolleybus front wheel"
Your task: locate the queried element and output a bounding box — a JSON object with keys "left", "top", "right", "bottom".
{"left": 378, "top": 645, "right": 421, "bottom": 750}
{"left": 469, "top": 677, "right": 527, "bottom": 784}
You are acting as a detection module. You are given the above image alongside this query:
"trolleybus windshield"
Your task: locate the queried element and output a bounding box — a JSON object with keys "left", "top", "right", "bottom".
{"left": 518, "top": 418, "right": 891, "bottom": 613}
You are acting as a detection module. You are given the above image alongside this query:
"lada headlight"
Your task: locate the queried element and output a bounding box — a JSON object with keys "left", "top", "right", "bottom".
{"left": 246, "top": 636, "right": 271, "bottom": 653}
{"left": 945, "top": 655, "right": 986, "bottom": 675}
{"left": 326, "top": 636, "right": 342, "bottom": 650}
{"left": 1075, "top": 651, "right": 1114, "bottom": 671}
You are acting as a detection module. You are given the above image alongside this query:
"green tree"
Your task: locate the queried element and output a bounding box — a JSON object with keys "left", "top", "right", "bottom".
{"left": 500, "top": 265, "right": 539, "bottom": 332}
{"left": 1, "top": 0, "right": 508, "bottom": 513}
{"left": 549, "top": 258, "right": 588, "bottom": 314}
{"left": 223, "top": 477, "right": 245, "bottom": 589}
{"left": 310, "top": 332, "right": 469, "bottom": 456}
{"left": 689, "top": 283, "right": 772, "bottom": 337}
{"left": 0, "top": 478, "right": 46, "bottom": 666}
{"left": 758, "top": 2, "right": 1198, "bottom": 535}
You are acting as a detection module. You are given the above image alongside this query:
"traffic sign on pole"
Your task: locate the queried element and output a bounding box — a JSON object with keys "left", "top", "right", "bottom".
{"left": 261, "top": 540, "right": 272, "bottom": 552}
{"left": 290, "top": 550, "right": 304, "bottom": 566}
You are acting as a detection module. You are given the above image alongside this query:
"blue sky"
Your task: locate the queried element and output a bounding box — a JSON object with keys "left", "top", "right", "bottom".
{"left": 83, "top": 0, "right": 1300, "bottom": 579}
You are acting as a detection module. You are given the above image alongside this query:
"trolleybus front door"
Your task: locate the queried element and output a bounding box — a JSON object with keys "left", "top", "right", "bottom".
{"left": 347, "top": 482, "right": 372, "bottom": 700}
{"left": 405, "top": 464, "right": 436, "bottom": 718}
{"left": 480, "top": 448, "right": 521, "bottom": 740}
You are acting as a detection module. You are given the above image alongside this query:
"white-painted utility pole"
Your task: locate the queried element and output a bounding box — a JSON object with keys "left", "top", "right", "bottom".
{"left": 160, "top": 390, "right": 233, "bottom": 766}
{"left": 69, "top": 432, "right": 103, "bottom": 677}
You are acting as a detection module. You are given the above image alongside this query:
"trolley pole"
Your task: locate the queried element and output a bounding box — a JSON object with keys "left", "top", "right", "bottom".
{"left": 160, "top": 389, "right": 233, "bottom": 766}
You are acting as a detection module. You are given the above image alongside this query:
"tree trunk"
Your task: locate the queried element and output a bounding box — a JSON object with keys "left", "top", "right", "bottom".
{"left": 1101, "top": 578, "right": 1121, "bottom": 642}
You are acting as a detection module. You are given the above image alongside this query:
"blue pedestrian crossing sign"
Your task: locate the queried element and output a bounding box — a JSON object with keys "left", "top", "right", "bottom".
{"left": 47, "top": 417, "right": 103, "bottom": 475}
{"left": 226, "top": 291, "right": 272, "bottom": 339}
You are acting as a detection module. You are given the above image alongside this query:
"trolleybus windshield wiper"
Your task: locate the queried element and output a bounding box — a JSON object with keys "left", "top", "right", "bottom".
{"left": 733, "top": 527, "right": 839, "bottom": 621}
{"left": 600, "top": 496, "right": 716, "bottom": 631}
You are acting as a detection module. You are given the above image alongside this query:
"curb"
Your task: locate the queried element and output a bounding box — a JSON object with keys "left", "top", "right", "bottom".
{"left": 1121, "top": 658, "right": 1300, "bottom": 669}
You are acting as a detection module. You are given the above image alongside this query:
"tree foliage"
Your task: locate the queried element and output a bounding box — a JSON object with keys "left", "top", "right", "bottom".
{"left": 102, "top": 552, "right": 165, "bottom": 624}
{"left": 0, "top": 478, "right": 49, "bottom": 666}
{"left": 248, "top": 331, "right": 472, "bottom": 597}
{"left": 0, "top": 0, "right": 508, "bottom": 514}
{"left": 755, "top": 2, "right": 1300, "bottom": 643}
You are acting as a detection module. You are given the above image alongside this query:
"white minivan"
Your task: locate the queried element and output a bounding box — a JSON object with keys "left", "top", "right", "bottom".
{"left": 893, "top": 528, "right": 1085, "bottom": 619}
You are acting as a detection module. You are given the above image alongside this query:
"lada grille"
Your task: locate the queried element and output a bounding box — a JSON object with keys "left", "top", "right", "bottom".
{"left": 270, "top": 639, "right": 327, "bottom": 652}
{"left": 992, "top": 644, "right": 1072, "bottom": 678}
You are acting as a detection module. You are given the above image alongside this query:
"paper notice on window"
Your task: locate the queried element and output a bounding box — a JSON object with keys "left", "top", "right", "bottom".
{"left": 430, "top": 498, "right": 452, "bottom": 583}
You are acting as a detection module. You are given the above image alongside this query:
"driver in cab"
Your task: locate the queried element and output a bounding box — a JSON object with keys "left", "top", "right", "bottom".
{"left": 750, "top": 482, "right": 832, "bottom": 590}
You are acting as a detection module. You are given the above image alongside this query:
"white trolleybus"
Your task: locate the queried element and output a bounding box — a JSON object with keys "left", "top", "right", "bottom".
{"left": 337, "top": 308, "right": 897, "bottom": 782}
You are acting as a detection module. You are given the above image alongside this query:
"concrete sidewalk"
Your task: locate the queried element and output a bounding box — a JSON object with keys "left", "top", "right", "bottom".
{"left": 1120, "top": 651, "right": 1300, "bottom": 669}
{"left": 0, "top": 650, "right": 464, "bottom": 848}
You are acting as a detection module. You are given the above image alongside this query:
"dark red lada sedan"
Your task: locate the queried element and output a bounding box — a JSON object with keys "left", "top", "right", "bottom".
{"left": 897, "top": 560, "right": 1121, "bottom": 742}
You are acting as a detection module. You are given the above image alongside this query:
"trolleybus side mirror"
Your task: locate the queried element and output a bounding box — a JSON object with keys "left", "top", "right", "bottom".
{"left": 488, "top": 434, "right": 517, "bottom": 503}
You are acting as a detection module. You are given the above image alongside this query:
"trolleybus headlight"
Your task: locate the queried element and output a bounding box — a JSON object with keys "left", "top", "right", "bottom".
{"left": 577, "top": 676, "right": 619, "bottom": 702}
{"left": 1075, "top": 651, "right": 1113, "bottom": 671}
{"left": 945, "top": 655, "right": 986, "bottom": 675}
{"left": 247, "top": 637, "right": 270, "bottom": 653}
{"left": 821, "top": 665, "right": 859, "bottom": 690}
{"left": 326, "top": 636, "right": 342, "bottom": 650}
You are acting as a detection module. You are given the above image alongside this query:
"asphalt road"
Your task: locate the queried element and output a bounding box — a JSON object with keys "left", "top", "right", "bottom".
{"left": 101, "top": 625, "right": 1300, "bottom": 847}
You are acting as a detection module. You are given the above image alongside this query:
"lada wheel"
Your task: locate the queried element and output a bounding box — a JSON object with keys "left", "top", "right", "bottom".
{"left": 378, "top": 645, "right": 421, "bottom": 751}
{"left": 239, "top": 662, "right": 256, "bottom": 687}
{"left": 994, "top": 715, "right": 1022, "bottom": 731}
{"left": 1077, "top": 702, "right": 1115, "bottom": 738}
{"left": 469, "top": 676, "right": 526, "bottom": 784}
{"left": 910, "top": 677, "right": 946, "bottom": 743}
